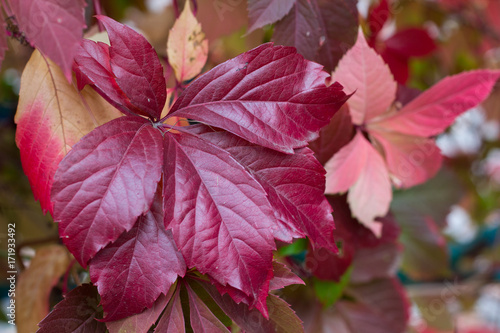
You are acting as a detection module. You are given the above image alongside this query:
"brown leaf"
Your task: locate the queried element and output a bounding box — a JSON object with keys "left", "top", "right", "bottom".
{"left": 16, "top": 245, "right": 71, "bottom": 333}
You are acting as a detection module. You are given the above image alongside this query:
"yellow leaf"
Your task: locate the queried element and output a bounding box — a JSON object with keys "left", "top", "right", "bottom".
{"left": 167, "top": 0, "right": 208, "bottom": 83}
{"left": 14, "top": 50, "right": 122, "bottom": 214}
{"left": 15, "top": 245, "right": 71, "bottom": 333}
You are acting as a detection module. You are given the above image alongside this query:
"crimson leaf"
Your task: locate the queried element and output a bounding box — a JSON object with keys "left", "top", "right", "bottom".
{"left": 163, "top": 131, "right": 276, "bottom": 312}
{"left": 89, "top": 193, "right": 186, "bottom": 322}
{"left": 192, "top": 125, "right": 336, "bottom": 250}
{"left": 168, "top": 43, "right": 348, "bottom": 153}
{"left": 8, "top": 0, "right": 86, "bottom": 81}
{"left": 52, "top": 117, "right": 163, "bottom": 266}
{"left": 37, "top": 284, "right": 106, "bottom": 333}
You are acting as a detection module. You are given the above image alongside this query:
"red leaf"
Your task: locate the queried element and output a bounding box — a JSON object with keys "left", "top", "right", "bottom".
{"left": 9, "top": 0, "right": 86, "bottom": 81}
{"left": 338, "top": 278, "right": 410, "bottom": 333}
{"left": 269, "top": 261, "right": 305, "bottom": 291}
{"left": 73, "top": 40, "right": 141, "bottom": 117}
{"left": 193, "top": 126, "right": 336, "bottom": 250}
{"left": 371, "top": 70, "right": 500, "bottom": 137}
{"left": 37, "top": 284, "right": 106, "bottom": 333}
{"left": 106, "top": 291, "right": 172, "bottom": 333}
{"left": 384, "top": 28, "right": 436, "bottom": 58}
{"left": 52, "top": 117, "right": 163, "bottom": 266}
{"left": 350, "top": 243, "right": 401, "bottom": 283}
{"left": 201, "top": 281, "right": 304, "bottom": 333}
{"left": 273, "top": 0, "right": 358, "bottom": 73}
{"left": 367, "top": 0, "right": 390, "bottom": 40}
{"left": 155, "top": 286, "right": 186, "bottom": 333}
{"left": 96, "top": 16, "right": 166, "bottom": 119}
{"left": 247, "top": 0, "right": 295, "bottom": 33}
{"left": 162, "top": 131, "right": 275, "bottom": 313}
{"left": 309, "top": 104, "right": 355, "bottom": 166}
{"left": 0, "top": 20, "right": 7, "bottom": 67}
{"left": 168, "top": 43, "right": 348, "bottom": 153}
{"left": 187, "top": 284, "right": 231, "bottom": 332}
{"left": 89, "top": 194, "right": 186, "bottom": 322}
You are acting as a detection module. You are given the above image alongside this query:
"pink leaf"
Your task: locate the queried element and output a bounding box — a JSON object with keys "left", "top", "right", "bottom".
{"left": 96, "top": 16, "right": 166, "bottom": 119}
{"left": 187, "top": 284, "right": 231, "bottom": 332}
{"left": 168, "top": 43, "right": 348, "bottom": 153}
{"left": 370, "top": 130, "right": 442, "bottom": 188}
{"left": 51, "top": 117, "right": 163, "bottom": 266}
{"left": 37, "top": 284, "right": 106, "bottom": 333}
{"left": 247, "top": 0, "right": 296, "bottom": 33}
{"left": 9, "top": 0, "right": 86, "bottom": 81}
{"left": 162, "top": 131, "right": 275, "bottom": 313}
{"left": 155, "top": 286, "right": 186, "bottom": 333}
{"left": 325, "top": 131, "right": 391, "bottom": 235}
{"left": 192, "top": 125, "right": 336, "bottom": 250}
{"left": 333, "top": 29, "right": 397, "bottom": 125}
{"left": 90, "top": 194, "right": 186, "bottom": 322}
{"left": 371, "top": 70, "right": 500, "bottom": 137}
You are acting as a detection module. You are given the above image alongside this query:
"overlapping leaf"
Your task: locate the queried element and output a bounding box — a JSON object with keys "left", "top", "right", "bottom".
{"left": 247, "top": 0, "right": 295, "bottom": 33}
{"left": 323, "top": 29, "right": 500, "bottom": 232}
{"left": 37, "top": 284, "right": 106, "bottom": 333}
{"left": 273, "top": 0, "right": 358, "bottom": 73}
{"left": 90, "top": 194, "right": 186, "bottom": 322}
{"left": 8, "top": 0, "right": 86, "bottom": 81}
{"left": 54, "top": 16, "right": 347, "bottom": 321}
{"left": 15, "top": 50, "right": 121, "bottom": 214}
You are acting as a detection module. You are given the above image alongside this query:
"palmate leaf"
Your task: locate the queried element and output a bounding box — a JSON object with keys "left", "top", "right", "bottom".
{"left": 54, "top": 16, "right": 348, "bottom": 321}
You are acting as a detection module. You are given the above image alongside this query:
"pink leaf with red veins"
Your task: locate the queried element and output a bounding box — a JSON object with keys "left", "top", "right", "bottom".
{"left": 90, "top": 194, "right": 186, "bottom": 322}
{"left": 51, "top": 117, "right": 163, "bottom": 266}
{"left": 325, "top": 131, "right": 390, "bottom": 235}
{"left": 162, "top": 131, "right": 276, "bottom": 314}
{"left": 371, "top": 70, "right": 500, "bottom": 137}
{"left": 332, "top": 29, "right": 397, "bottom": 125}
{"left": 168, "top": 43, "right": 348, "bottom": 153}
{"left": 8, "top": 0, "right": 86, "bottom": 81}
{"left": 370, "top": 130, "right": 442, "bottom": 188}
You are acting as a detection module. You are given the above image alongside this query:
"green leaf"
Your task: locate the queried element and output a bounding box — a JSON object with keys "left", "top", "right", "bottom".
{"left": 313, "top": 266, "right": 353, "bottom": 307}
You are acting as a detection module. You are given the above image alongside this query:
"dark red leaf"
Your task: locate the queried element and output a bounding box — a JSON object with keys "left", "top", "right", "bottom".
{"left": 247, "top": 0, "right": 296, "bottom": 33}
{"left": 37, "top": 284, "right": 106, "bottom": 333}
{"left": 306, "top": 245, "right": 355, "bottom": 281}
{"left": 155, "top": 286, "right": 186, "bottom": 333}
{"left": 89, "top": 194, "right": 186, "bottom": 322}
{"left": 187, "top": 284, "right": 231, "bottom": 332}
{"left": 309, "top": 104, "right": 354, "bottom": 166}
{"left": 168, "top": 43, "right": 348, "bottom": 153}
{"left": 336, "top": 278, "right": 410, "bottom": 333}
{"left": 384, "top": 28, "right": 436, "bottom": 58}
{"left": 73, "top": 40, "right": 141, "bottom": 117}
{"left": 106, "top": 291, "right": 172, "bottom": 333}
{"left": 201, "top": 281, "right": 304, "bottom": 333}
{"left": 191, "top": 125, "right": 336, "bottom": 250}
{"left": 350, "top": 243, "right": 401, "bottom": 284}
{"left": 96, "top": 16, "right": 166, "bottom": 119}
{"left": 0, "top": 20, "right": 7, "bottom": 67}
{"left": 162, "top": 131, "right": 275, "bottom": 313}
{"left": 273, "top": 0, "right": 358, "bottom": 73}
{"left": 8, "top": 0, "right": 86, "bottom": 81}
{"left": 52, "top": 117, "right": 163, "bottom": 266}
